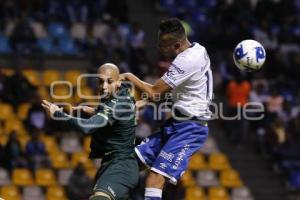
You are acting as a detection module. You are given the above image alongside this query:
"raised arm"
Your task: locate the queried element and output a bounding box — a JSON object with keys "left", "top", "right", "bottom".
{"left": 123, "top": 73, "right": 172, "bottom": 101}
{"left": 42, "top": 100, "right": 109, "bottom": 135}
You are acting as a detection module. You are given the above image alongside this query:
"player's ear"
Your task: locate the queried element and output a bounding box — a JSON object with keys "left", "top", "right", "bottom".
{"left": 174, "top": 42, "right": 180, "bottom": 50}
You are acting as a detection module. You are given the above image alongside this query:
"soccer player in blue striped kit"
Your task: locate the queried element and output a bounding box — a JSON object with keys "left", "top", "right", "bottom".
{"left": 123, "top": 18, "right": 213, "bottom": 200}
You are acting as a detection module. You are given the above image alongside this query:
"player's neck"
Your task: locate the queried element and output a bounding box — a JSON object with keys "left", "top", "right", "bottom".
{"left": 179, "top": 39, "right": 191, "bottom": 53}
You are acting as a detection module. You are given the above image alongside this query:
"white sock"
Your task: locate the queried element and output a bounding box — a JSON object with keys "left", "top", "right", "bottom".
{"left": 145, "top": 187, "right": 162, "bottom": 199}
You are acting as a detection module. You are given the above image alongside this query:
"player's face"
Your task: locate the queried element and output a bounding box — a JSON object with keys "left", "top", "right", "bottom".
{"left": 98, "top": 71, "right": 120, "bottom": 99}
{"left": 158, "top": 33, "right": 178, "bottom": 58}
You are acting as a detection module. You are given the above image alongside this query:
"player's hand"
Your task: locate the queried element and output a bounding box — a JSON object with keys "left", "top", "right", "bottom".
{"left": 72, "top": 105, "right": 84, "bottom": 111}
{"left": 41, "top": 100, "right": 62, "bottom": 115}
{"left": 136, "top": 100, "right": 147, "bottom": 110}
{"left": 119, "top": 73, "right": 126, "bottom": 81}
{"left": 119, "top": 73, "right": 131, "bottom": 81}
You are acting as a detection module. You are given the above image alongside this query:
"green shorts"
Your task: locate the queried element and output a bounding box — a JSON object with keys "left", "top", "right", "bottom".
{"left": 93, "top": 155, "right": 139, "bottom": 200}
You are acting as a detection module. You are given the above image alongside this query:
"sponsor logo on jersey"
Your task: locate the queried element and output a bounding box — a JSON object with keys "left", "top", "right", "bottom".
{"left": 108, "top": 186, "right": 116, "bottom": 197}
{"left": 173, "top": 144, "right": 190, "bottom": 170}
{"left": 159, "top": 151, "right": 174, "bottom": 162}
{"left": 104, "top": 151, "right": 112, "bottom": 156}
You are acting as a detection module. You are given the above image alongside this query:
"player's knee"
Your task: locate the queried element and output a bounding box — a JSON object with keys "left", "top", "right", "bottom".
{"left": 146, "top": 171, "right": 166, "bottom": 189}
{"left": 89, "top": 192, "right": 112, "bottom": 200}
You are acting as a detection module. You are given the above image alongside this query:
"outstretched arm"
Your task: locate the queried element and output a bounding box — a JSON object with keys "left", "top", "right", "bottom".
{"left": 42, "top": 100, "right": 108, "bottom": 134}
{"left": 72, "top": 105, "right": 96, "bottom": 115}
{"left": 123, "top": 73, "right": 172, "bottom": 101}
{"left": 53, "top": 111, "right": 108, "bottom": 134}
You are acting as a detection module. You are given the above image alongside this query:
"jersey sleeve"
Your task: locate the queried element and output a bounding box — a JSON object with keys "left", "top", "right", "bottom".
{"left": 162, "top": 48, "right": 210, "bottom": 88}
{"left": 162, "top": 55, "right": 196, "bottom": 88}
{"left": 53, "top": 108, "right": 113, "bottom": 135}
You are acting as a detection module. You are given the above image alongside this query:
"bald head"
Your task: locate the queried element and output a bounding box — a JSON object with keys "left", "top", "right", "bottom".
{"left": 97, "top": 63, "right": 121, "bottom": 99}
{"left": 97, "top": 63, "right": 120, "bottom": 80}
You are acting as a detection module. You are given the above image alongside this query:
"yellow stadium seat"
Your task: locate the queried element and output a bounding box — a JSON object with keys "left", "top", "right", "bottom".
{"left": 60, "top": 95, "right": 76, "bottom": 105}
{"left": 4, "top": 118, "right": 27, "bottom": 135}
{"left": 0, "top": 122, "right": 4, "bottom": 135}
{"left": 73, "top": 94, "right": 82, "bottom": 104}
{"left": 79, "top": 86, "right": 95, "bottom": 99}
{"left": 52, "top": 85, "right": 72, "bottom": 98}
{"left": 22, "top": 69, "right": 41, "bottom": 86}
{"left": 46, "top": 186, "right": 67, "bottom": 200}
{"left": 220, "top": 169, "right": 243, "bottom": 188}
{"left": 0, "top": 134, "right": 8, "bottom": 146}
{"left": 38, "top": 86, "right": 50, "bottom": 99}
{"left": 0, "top": 103, "right": 14, "bottom": 120}
{"left": 188, "top": 153, "right": 207, "bottom": 170}
{"left": 35, "top": 168, "right": 57, "bottom": 186}
{"left": 40, "top": 135, "right": 59, "bottom": 154}
{"left": 86, "top": 166, "right": 97, "bottom": 178}
{"left": 209, "top": 153, "right": 231, "bottom": 171}
{"left": 71, "top": 152, "right": 94, "bottom": 169}
{"left": 208, "top": 187, "right": 229, "bottom": 200}
{"left": 17, "top": 103, "right": 31, "bottom": 120}
{"left": 43, "top": 70, "right": 61, "bottom": 86}
{"left": 0, "top": 185, "right": 21, "bottom": 200}
{"left": 18, "top": 135, "right": 30, "bottom": 150}
{"left": 50, "top": 151, "right": 70, "bottom": 169}
{"left": 180, "top": 170, "right": 196, "bottom": 187}
{"left": 83, "top": 136, "right": 91, "bottom": 153}
{"left": 185, "top": 187, "right": 206, "bottom": 200}
{"left": 64, "top": 70, "right": 82, "bottom": 85}
{"left": 12, "top": 168, "right": 34, "bottom": 186}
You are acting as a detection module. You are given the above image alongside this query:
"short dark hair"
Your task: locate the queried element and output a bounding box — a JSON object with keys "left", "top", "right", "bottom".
{"left": 159, "top": 18, "right": 185, "bottom": 39}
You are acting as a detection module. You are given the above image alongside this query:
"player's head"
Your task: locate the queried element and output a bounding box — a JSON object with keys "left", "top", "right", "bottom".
{"left": 97, "top": 63, "right": 121, "bottom": 99}
{"left": 158, "top": 18, "right": 187, "bottom": 58}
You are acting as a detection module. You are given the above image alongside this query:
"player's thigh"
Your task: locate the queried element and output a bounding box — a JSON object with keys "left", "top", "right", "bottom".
{"left": 94, "top": 158, "right": 139, "bottom": 200}
{"left": 135, "top": 129, "right": 165, "bottom": 167}
{"left": 151, "top": 121, "right": 208, "bottom": 184}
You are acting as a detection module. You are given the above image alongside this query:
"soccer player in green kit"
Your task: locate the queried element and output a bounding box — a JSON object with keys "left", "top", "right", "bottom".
{"left": 42, "top": 63, "right": 139, "bottom": 200}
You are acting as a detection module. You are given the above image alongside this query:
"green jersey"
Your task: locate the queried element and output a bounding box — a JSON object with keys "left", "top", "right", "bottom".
{"left": 54, "top": 83, "right": 137, "bottom": 158}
